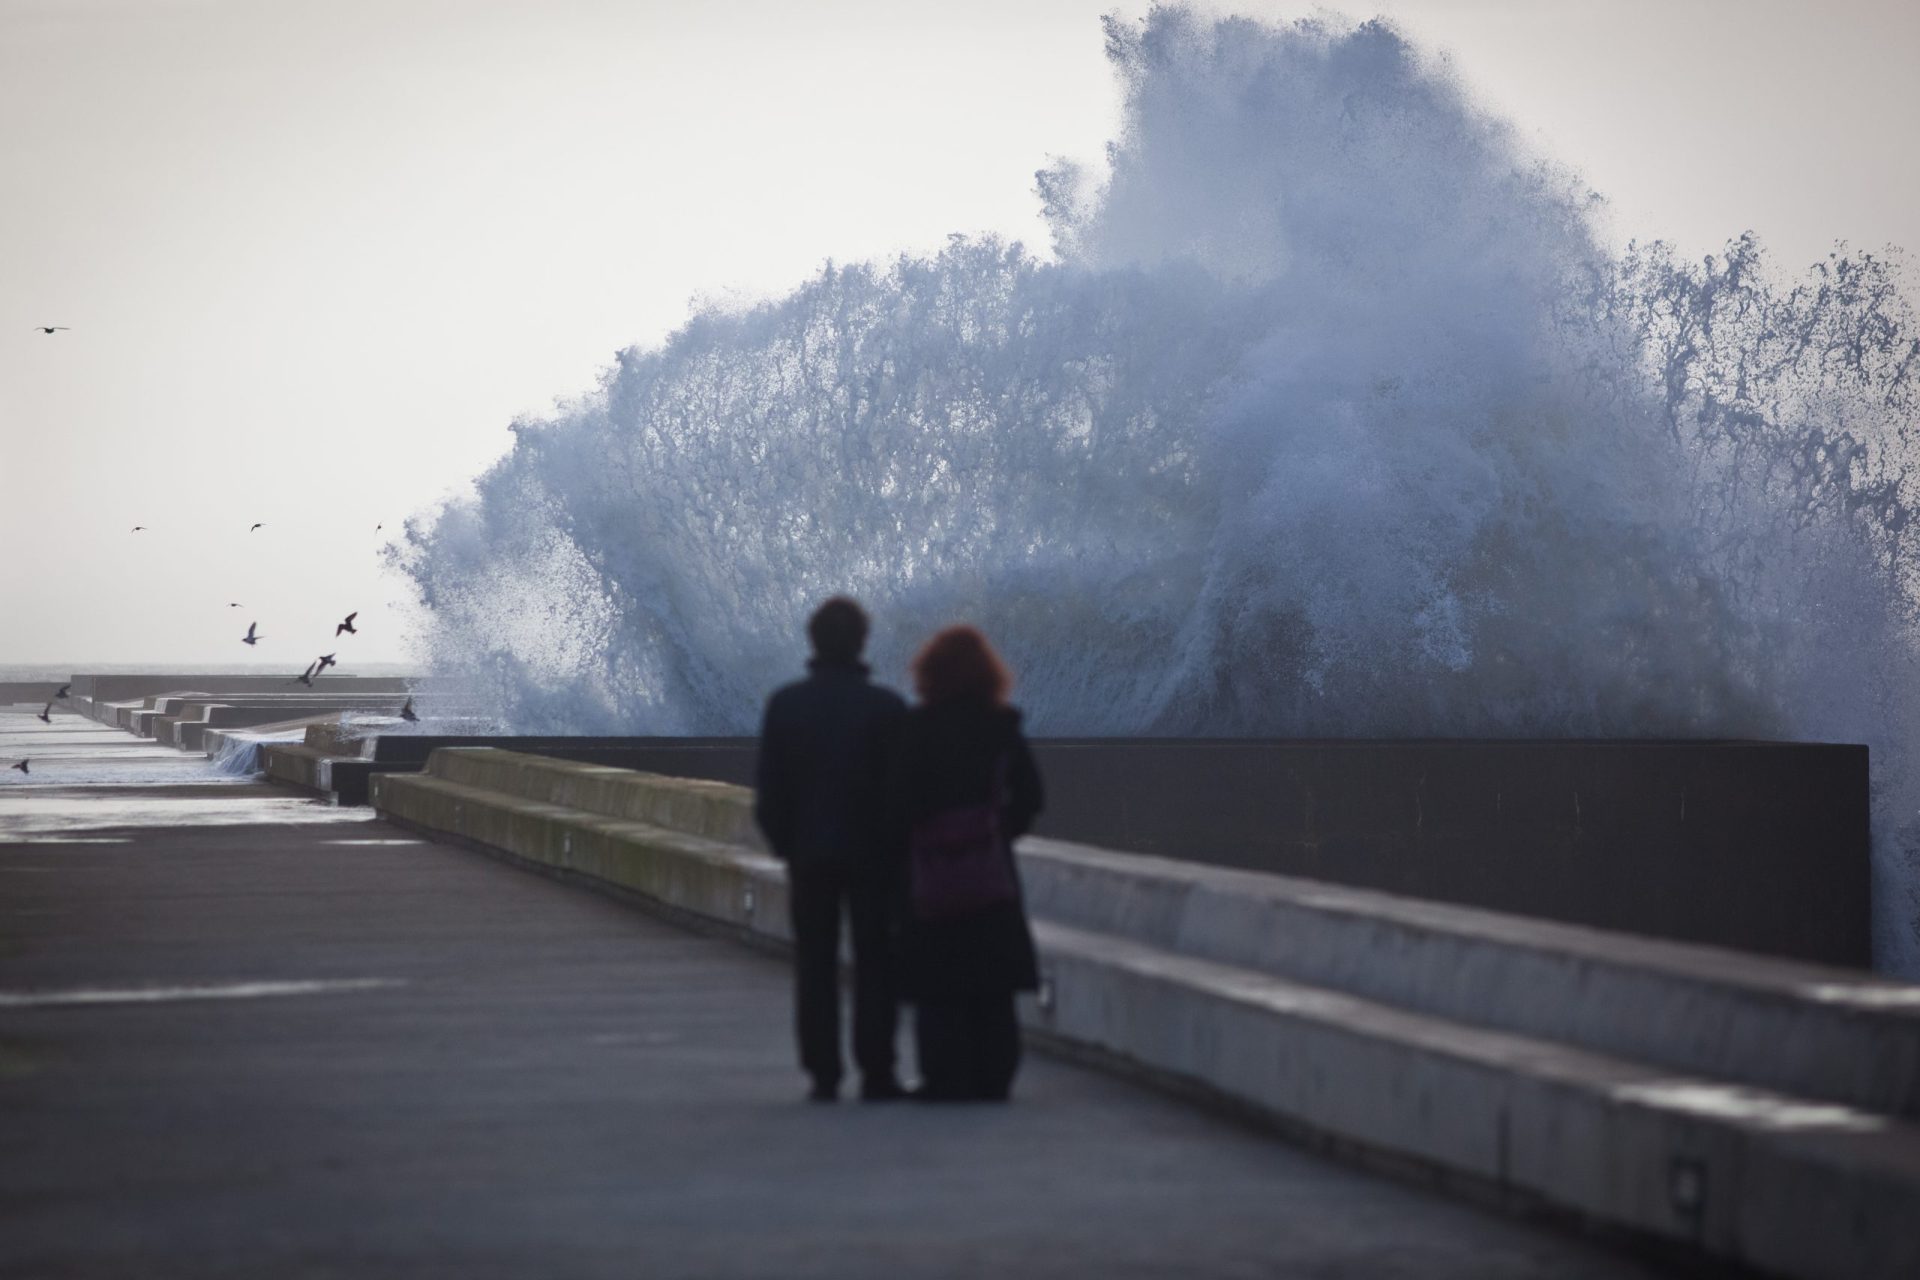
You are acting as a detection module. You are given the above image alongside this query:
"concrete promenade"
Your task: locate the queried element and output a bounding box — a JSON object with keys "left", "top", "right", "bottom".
{"left": 0, "top": 704, "right": 1672, "bottom": 1277}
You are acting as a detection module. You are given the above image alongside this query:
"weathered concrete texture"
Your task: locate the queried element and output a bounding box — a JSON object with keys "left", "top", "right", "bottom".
{"left": 155, "top": 698, "right": 409, "bottom": 748}
{"left": 66, "top": 672, "right": 419, "bottom": 705}
{"left": 176, "top": 705, "right": 381, "bottom": 752}
{"left": 0, "top": 681, "right": 64, "bottom": 705}
{"left": 0, "top": 716, "right": 1668, "bottom": 1280}
{"left": 371, "top": 748, "right": 1920, "bottom": 1280}
{"left": 262, "top": 734, "right": 753, "bottom": 806}
{"left": 70, "top": 677, "right": 426, "bottom": 734}
{"left": 325, "top": 735, "right": 1872, "bottom": 965}
{"left": 1013, "top": 839, "right": 1920, "bottom": 1120}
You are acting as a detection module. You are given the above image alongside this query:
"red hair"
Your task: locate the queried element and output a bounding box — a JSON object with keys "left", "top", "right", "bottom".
{"left": 911, "top": 625, "right": 1013, "bottom": 706}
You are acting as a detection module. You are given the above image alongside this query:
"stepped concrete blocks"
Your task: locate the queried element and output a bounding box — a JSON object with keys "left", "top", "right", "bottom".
{"left": 1019, "top": 839, "right": 1920, "bottom": 1120}
{"left": 368, "top": 768, "right": 791, "bottom": 944}
{"left": 425, "top": 749, "right": 769, "bottom": 853}
{"left": 368, "top": 747, "right": 1920, "bottom": 1280}
{"left": 1034, "top": 922, "right": 1920, "bottom": 1279}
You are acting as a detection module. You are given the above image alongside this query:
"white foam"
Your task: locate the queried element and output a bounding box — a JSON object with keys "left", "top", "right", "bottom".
{"left": 395, "top": 9, "right": 1920, "bottom": 974}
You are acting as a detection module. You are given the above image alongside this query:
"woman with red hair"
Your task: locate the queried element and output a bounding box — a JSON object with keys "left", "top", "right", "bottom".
{"left": 894, "top": 625, "right": 1044, "bottom": 1101}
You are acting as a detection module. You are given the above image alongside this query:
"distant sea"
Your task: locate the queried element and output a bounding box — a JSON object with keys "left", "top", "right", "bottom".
{"left": 0, "top": 662, "right": 418, "bottom": 681}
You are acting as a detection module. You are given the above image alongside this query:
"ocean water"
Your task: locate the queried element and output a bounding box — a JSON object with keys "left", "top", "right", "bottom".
{"left": 0, "top": 664, "right": 417, "bottom": 681}
{"left": 392, "top": 11, "right": 1920, "bottom": 971}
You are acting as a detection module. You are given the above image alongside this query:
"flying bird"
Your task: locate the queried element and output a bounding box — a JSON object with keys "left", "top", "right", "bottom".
{"left": 131, "top": 526, "right": 146, "bottom": 532}
{"left": 335, "top": 611, "right": 358, "bottom": 636}
{"left": 229, "top": 602, "right": 242, "bottom": 608}
{"left": 54, "top": 684, "right": 70, "bottom": 699}
{"left": 9, "top": 759, "right": 26, "bottom": 774}
{"left": 398, "top": 697, "right": 418, "bottom": 723}
{"left": 296, "top": 661, "right": 317, "bottom": 687}
{"left": 316, "top": 653, "right": 337, "bottom": 673}
{"left": 242, "top": 621, "right": 262, "bottom": 646}
{"left": 250, "top": 522, "right": 263, "bottom": 532}
{"left": 36, "top": 702, "right": 53, "bottom": 724}
{"left": 375, "top": 524, "right": 383, "bottom": 532}
{"left": 34, "top": 326, "right": 69, "bottom": 334}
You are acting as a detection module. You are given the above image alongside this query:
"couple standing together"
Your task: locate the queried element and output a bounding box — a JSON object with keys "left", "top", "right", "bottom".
{"left": 754, "top": 597, "right": 1043, "bottom": 1103}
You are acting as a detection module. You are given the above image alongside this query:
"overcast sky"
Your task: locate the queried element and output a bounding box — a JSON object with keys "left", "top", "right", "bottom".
{"left": 3, "top": 0, "right": 1915, "bottom": 667}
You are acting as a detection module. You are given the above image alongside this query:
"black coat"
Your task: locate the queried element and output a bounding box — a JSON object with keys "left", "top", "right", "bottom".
{"left": 754, "top": 659, "right": 907, "bottom": 871}
{"left": 893, "top": 700, "right": 1043, "bottom": 998}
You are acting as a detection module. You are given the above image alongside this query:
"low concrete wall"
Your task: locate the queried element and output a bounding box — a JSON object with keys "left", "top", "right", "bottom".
{"left": 371, "top": 749, "right": 1920, "bottom": 1280}
{"left": 157, "top": 699, "right": 407, "bottom": 749}
{"left": 68, "top": 673, "right": 418, "bottom": 703}
{"left": 329, "top": 735, "right": 1870, "bottom": 966}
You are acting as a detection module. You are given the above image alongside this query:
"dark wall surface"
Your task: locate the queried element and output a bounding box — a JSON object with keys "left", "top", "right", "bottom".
{"left": 357, "top": 735, "right": 1870, "bottom": 967}
{"left": 1030, "top": 739, "right": 1869, "bottom": 968}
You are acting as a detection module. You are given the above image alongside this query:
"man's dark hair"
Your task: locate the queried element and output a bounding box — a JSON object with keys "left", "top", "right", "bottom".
{"left": 808, "top": 596, "right": 869, "bottom": 664}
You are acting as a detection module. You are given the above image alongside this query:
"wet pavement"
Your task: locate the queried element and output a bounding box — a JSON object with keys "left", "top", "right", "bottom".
{"left": 0, "top": 705, "right": 1676, "bottom": 1278}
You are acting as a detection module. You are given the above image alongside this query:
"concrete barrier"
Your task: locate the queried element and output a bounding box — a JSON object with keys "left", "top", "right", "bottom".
{"left": 318, "top": 734, "right": 1873, "bottom": 964}
{"left": 153, "top": 698, "right": 408, "bottom": 749}
{"left": 67, "top": 673, "right": 418, "bottom": 704}
{"left": 0, "top": 681, "right": 62, "bottom": 706}
{"left": 171, "top": 701, "right": 405, "bottom": 751}
{"left": 371, "top": 748, "right": 1920, "bottom": 1279}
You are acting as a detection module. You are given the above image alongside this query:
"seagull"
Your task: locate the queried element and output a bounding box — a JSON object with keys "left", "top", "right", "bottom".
{"left": 296, "top": 661, "right": 317, "bottom": 687}
{"left": 250, "top": 522, "right": 263, "bottom": 532}
{"left": 9, "top": 759, "right": 26, "bottom": 774}
{"left": 54, "top": 684, "right": 70, "bottom": 699}
{"left": 335, "top": 611, "right": 358, "bottom": 636}
{"left": 398, "top": 697, "right": 418, "bottom": 723}
{"left": 242, "top": 621, "right": 262, "bottom": 646}
{"left": 36, "top": 702, "right": 53, "bottom": 724}
{"left": 316, "top": 653, "right": 337, "bottom": 673}
{"left": 34, "top": 326, "right": 69, "bottom": 334}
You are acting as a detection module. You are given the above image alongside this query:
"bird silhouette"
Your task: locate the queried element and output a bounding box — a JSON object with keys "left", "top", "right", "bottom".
{"left": 375, "top": 524, "right": 383, "bottom": 532}
{"left": 35, "top": 326, "right": 69, "bottom": 334}
{"left": 9, "top": 759, "right": 27, "bottom": 774}
{"left": 398, "top": 697, "right": 418, "bottom": 723}
{"left": 229, "top": 602, "right": 243, "bottom": 608}
{"left": 296, "top": 661, "right": 317, "bottom": 687}
{"left": 336, "top": 611, "right": 358, "bottom": 636}
{"left": 242, "top": 621, "right": 262, "bottom": 646}
{"left": 250, "top": 522, "right": 263, "bottom": 532}
{"left": 54, "top": 684, "right": 70, "bottom": 700}
{"left": 36, "top": 702, "right": 53, "bottom": 724}
{"left": 316, "top": 653, "right": 337, "bottom": 673}
{"left": 131, "top": 526, "right": 146, "bottom": 532}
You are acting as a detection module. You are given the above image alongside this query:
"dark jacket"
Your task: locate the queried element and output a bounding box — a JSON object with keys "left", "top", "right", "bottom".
{"left": 754, "top": 659, "right": 907, "bottom": 870}
{"left": 893, "top": 700, "right": 1043, "bottom": 997}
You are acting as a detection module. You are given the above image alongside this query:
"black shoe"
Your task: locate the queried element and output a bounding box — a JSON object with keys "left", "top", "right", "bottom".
{"left": 860, "top": 1076, "right": 909, "bottom": 1102}
{"left": 807, "top": 1080, "right": 840, "bottom": 1103}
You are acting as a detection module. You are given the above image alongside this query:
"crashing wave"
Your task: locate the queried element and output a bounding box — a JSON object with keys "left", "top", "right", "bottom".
{"left": 394, "top": 10, "right": 1920, "bottom": 970}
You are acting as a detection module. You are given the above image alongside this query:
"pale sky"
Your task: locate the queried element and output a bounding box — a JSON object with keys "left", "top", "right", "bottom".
{"left": 3, "top": 0, "right": 1915, "bottom": 667}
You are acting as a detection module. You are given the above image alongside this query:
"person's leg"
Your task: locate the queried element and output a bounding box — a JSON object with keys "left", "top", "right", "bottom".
{"left": 847, "top": 872, "right": 902, "bottom": 1097}
{"left": 912, "top": 998, "right": 970, "bottom": 1100}
{"left": 786, "top": 868, "right": 845, "bottom": 1097}
{"left": 971, "top": 992, "right": 1021, "bottom": 1102}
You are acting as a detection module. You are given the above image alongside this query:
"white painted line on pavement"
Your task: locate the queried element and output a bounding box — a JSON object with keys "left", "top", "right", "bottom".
{"left": 0, "top": 979, "right": 405, "bottom": 1009}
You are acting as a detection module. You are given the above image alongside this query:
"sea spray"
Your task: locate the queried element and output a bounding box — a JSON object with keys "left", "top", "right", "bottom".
{"left": 394, "top": 10, "right": 1920, "bottom": 970}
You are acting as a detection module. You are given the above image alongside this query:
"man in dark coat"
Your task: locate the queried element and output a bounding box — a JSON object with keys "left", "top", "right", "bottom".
{"left": 754, "top": 597, "right": 909, "bottom": 1102}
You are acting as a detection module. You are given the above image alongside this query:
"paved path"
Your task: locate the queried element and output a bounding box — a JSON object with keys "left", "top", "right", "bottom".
{"left": 0, "top": 706, "right": 1674, "bottom": 1278}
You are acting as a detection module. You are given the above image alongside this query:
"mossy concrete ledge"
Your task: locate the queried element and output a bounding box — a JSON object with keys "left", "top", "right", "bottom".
{"left": 371, "top": 747, "right": 1920, "bottom": 1280}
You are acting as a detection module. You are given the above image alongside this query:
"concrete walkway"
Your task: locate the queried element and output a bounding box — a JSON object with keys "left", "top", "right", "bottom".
{"left": 0, "top": 706, "right": 1673, "bottom": 1278}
